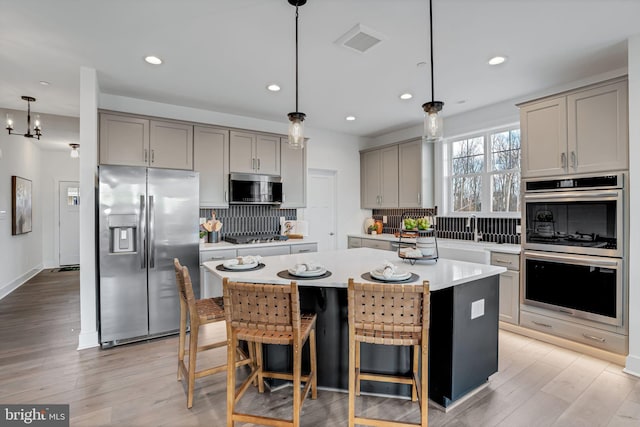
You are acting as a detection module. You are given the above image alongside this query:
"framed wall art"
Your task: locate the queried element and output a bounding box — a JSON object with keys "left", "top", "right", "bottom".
{"left": 11, "top": 176, "right": 32, "bottom": 235}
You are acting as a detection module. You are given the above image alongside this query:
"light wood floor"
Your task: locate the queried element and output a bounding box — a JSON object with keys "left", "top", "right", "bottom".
{"left": 1, "top": 270, "right": 639, "bottom": 426}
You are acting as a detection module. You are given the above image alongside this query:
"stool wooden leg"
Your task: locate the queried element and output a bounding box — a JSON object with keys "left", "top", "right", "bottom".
{"left": 355, "top": 341, "right": 361, "bottom": 396}
{"left": 293, "top": 342, "right": 301, "bottom": 427}
{"left": 248, "top": 341, "right": 257, "bottom": 387}
{"left": 348, "top": 338, "right": 356, "bottom": 427}
{"left": 187, "top": 325, "right": 198, "bottom": 409}
{"left": 412, "top": 344, "right": 419, "bottom": 402}
{"left": 421, "top": 342, "right": 428, "bottom": 427}
{"left": 177, "top": 304, "right": 187, "bottom": 381}
{"left": 226, "top": 331, "right": 237, "bottom": 427}
{"left": 255, "top": 342, "right": 264, "bottom": 394}
{"left": 310, "top": 328, "right": 317, "bottom": 399}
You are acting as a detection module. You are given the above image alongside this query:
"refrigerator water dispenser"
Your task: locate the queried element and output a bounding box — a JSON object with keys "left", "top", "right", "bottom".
{"left": 108, "top": 214, "right": 137, "bottom": 253}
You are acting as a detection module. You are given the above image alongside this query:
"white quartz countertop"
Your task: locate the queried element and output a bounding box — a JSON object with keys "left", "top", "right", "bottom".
{"left": 348, "top": 233, "right": 521, "bottom": 254}
{"left": 204, "top": 247, "right": 506, "bottom": 291}
{"left": 200, "top": 238, "right": 318, "bottom": 251}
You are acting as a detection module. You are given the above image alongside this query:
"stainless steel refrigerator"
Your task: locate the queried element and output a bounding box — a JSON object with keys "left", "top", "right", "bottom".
{"left": 98, "top": 165, "right": 199, "bottom": 346}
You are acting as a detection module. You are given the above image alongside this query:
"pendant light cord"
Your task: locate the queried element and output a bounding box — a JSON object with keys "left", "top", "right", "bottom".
{"left": 295, "top": 5, "right": 300, "bottom": 112}
{"left": 429, "top": 0, "right": 435, "bottom": 103}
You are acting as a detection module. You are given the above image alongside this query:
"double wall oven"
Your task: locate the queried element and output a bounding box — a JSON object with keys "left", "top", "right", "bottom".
{"left": 522, "top": 174, "right": 624, "bottom": 327}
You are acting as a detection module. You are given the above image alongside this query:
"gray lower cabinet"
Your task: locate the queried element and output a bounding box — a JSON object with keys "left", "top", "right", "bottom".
{"left": 491, "top": 252, "right": 520, "bottom": 325}
{"left": 347, "top": 237, "right": 362, "bottom": 248}
{"left": 361, "top": 238, "right": 393, "bottom": 251}
{"left": 194, "top": 125, "right": 229, "bottom": 207}
{"left": 290, "top": 243, "right": 317, "bottom": 254}
{"left": 237, "top": 245, "right": 290, "bottom": 257}
{"left": 200, "top": 249, "right": 238, "bottom": 298}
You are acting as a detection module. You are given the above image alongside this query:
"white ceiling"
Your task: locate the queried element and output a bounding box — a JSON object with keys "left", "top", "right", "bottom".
{"left": 1, "top": 0, "right": 639, "bottom": 145}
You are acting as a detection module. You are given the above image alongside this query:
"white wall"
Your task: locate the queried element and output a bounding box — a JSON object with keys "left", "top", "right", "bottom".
{"left": 625, "top": 34, "right": 640, "bottom": 377}
{"left": 0, "top": 109, "right": 43, "bottom": 299}
{"left": 40, "top": 150, "right": 80, "bottom": 268}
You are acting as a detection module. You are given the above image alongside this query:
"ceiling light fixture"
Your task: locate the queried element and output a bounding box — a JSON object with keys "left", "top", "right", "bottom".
{"left": 286, "top": 0, "right": 307, "bottom": 150}
{"left": 488, "top": 56, "right": 506, "bottom": 65}
{"left": 345, "top": 116, "right": 356, "bottom": 121}
{"left": 267, "top": 83, "right": 281, "bottom": 92}
{"left": 6, "top": 96, "right": 42, "bottom": 140}
{"left": 400, "top": 93, "right": 413, "bottom": 100}
{"left": 39, "top": 81, "right": 50, "bottom": 86}
{"left": 69, "top": 143, "right": 80, "bottom": 159}
{"left": 421, "top": 0, "right": 444, "bottom": 142}
{"left": 144, "top": 55, "right": 163, "bottom": 65}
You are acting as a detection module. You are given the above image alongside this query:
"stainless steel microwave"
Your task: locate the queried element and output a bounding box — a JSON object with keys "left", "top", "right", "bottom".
{"left": 229, "top": 173, "right": 283, "bottom": 205}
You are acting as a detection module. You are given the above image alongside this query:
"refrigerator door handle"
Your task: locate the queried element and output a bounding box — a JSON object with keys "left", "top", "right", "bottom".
{"left": 149, "top": 195, "right": 155, "bottom": 268}
{"left": 139, "top": 195, "right": 146, "bottom": 269}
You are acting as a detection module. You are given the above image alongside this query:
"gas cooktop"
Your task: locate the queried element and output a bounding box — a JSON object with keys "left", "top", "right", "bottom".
{"left": 224, "top": 234, "right": 289, "bottom": 244}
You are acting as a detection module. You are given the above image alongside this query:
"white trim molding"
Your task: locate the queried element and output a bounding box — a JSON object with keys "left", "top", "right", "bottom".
{"left": 0, "top": 266, "right": 43, "bottom": 301}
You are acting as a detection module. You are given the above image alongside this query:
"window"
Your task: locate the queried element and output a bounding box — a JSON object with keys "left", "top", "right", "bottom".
{"left": 445, "top": 127, "right": 520, "bottom": 215}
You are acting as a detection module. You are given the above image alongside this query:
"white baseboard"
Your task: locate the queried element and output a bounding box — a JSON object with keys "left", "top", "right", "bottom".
{"left": 77, "top": 330, "right": 99, "bottom": 350}
{"left": 0, "top": 265, "right": 43, "bottom": 301}
{"left": 624, "top": 354, "right": 640, "bottom": 378}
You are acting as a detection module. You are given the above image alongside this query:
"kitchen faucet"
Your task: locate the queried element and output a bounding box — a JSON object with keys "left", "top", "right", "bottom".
{"left": 466, "top": 214, "right": 483, "bottom": 242}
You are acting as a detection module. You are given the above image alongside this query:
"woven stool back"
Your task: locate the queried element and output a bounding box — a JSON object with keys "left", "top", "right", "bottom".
{"left": 173, "top": 258, "right": 198, "bottom": 324}
{"left": 223, "top": 280, "right": 301, "bottom": 333}
{"left": 348, "top": 281, "right": 430, "bottom": 346}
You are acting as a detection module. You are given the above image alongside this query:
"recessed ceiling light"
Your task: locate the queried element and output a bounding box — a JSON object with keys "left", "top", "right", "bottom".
{"left": 39, "top": 81, "right": 50, "bottom": 86}
{"left": 267, "top": 84, "right": 281, "bottom": 92}
{"left": 345, "top": 116, "right": 356, "bottom": 121}
{"left": 488, "top": 56, "right": 506, "bottom": 65}
{"left": 456, "top": 100, "right": 466, "bottom": 104}
{"left": 144, "top": 55, "right": 163, "bottom": 65}
{"left": 400, "top": 93, "right": 413, "bottom": 100}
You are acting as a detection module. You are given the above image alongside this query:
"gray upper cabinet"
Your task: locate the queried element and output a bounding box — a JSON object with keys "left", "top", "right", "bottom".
{"left": 398, "top": 139, "right": 433, "bottom": 208}
{"left": 194, "top": 126, "right": 229, "bottom": 207}
{"left": 361, "top": 145, "right": 398, "bottom": 208}
{"left": 149, "top": 120, "right": 193, "bottom": 170}
{"left": 520, "top": 78, "right": 628, "bottom": 178}
{"left": 100, "top": 113, "right": 194, "bottom": 170}
{"left": 229, "top": 131, "right": 281, "bottom": 175}
{"left": 100, "top": 113, "right": 149, "bottom": 167}
{"left": 280, "top": 138, "right": 306, "bottom": 208}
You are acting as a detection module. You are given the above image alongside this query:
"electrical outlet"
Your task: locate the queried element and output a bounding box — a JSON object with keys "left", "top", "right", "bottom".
{"left": 516, "top": 225, "right": 522, "bottom": 234}
{"left": 471, "top": 299, "right": 485, "bottom": 320}
{"left": 382, "top": 216, "right": 387, "bottom": 224}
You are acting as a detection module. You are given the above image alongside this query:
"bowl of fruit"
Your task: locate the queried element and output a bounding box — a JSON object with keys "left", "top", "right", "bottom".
{"left": 417, "top": 217, "right": 430, "bottom": 230}
{"left": 403, "top": 217, "right": 417, "bottom": 230}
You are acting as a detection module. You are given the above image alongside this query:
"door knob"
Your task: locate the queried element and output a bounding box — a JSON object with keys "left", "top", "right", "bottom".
{"left": 329, "top": 232, "right": 335, "bottom": 236}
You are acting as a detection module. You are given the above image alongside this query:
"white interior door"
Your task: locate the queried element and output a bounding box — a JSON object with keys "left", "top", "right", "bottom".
{"left": 59, "top": 181, "right": 80, "bottom": 266}
{"left": 306, "top": 169, "right": 337, "bottom": 252}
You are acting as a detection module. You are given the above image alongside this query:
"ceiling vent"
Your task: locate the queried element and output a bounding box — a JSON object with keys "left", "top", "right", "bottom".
{"left": 335, "top": 24, "right": 385, "bottom": 54}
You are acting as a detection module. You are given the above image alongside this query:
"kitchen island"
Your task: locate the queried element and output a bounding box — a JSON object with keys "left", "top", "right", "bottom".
{"left": 205, "top": 247, "right": 506, "bottom": 407}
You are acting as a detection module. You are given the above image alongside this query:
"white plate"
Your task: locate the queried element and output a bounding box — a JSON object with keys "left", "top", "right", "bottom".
{"left": 288, "top": 267, "right": 327, "bottom": 277}
{"left": 370, "top": 269, "right": 411, "bottom": 281}
{"left": 223, "top": 261, "right": 258, "bottom": 270}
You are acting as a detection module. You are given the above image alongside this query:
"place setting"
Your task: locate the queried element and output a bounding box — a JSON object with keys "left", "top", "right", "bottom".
{"left": 361, "top": 261, "right": 419, "bottom": 284}
{"left": 216, "top": 255, "right": 265, "bottom": 272}
{"left": 277, "top": 261, "right": 332, "bottom": 280}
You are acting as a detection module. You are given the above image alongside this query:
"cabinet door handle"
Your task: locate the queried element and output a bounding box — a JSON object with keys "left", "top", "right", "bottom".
{"left": 418, "top": 193, "right": 421, "bottom": 204}
{"left": 252, "top": 158, "right": 255, "bottom": 170}
{"left": 144, "top": 149, "right": 148, "bottom": 163}
{"left": 224, "top": 190, "right": 228, "bottom": 202}
{"left": 532, "top": 320, "right": 553, "bottom": 328}
{"left": 283, "top": 192, "right": 286, "bottom": 203}
{"left": 582, "top": 333, "right": 606, "bottom": 343}
{"left": 257, "top": 158, "right": 261, "bottom": 170}
{"left": 298, "top": 249, "right": 311, "bottom": 253}
{"left": 560, "top": 152, "right": 567, "bottom": 168}
{"left": 571, "top": 151, "right": 577, "bottom": 169}
{"left": 151, "top": 150, "right": 155, "bottom": 163}
{"left": 493, "top": 258, "right": 512, "bottom": 266}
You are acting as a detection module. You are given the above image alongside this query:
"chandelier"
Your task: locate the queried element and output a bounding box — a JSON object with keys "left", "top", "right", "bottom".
{"left": 6, "top": 96, "right": 43, "bottom": 140}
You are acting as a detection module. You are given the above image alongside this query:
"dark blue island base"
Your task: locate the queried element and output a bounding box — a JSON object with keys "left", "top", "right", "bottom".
{"left": 262, "top": 275, "right": 500, "bottom": 408}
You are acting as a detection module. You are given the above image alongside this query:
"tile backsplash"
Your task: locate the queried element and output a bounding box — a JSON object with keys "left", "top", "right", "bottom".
{"left": 200, "top": 206, "right": 296, "bottom": 237}
{"left": 372, "top": 208, "right": 521, "bottom": 244}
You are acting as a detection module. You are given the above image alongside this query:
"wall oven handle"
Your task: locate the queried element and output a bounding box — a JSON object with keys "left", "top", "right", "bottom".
{"left": 524, "top": 250, "right": 620, "bottom": 267}
{"left": 582, "top": 333, "right": 606, "bottom": 343}
{"left": 524, "top": 190, "right": 620, "bottom": 201}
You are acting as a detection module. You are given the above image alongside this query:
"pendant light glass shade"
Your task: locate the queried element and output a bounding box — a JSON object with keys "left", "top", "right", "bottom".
{"left": 288, "top": 112, "right": 306, "bottom": 149}
{"left": 69, "top": 143, "right": 80, "bottom": 158}
{"left": 422, "top": 101, "right": 443, "bottom": 142}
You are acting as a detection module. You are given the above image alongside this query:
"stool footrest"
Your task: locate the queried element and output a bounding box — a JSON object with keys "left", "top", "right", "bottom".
{"left": 359, "top": 371, "right": 415, "bottom": 385}
{"left": 354, "top": 415, "right": 423, "bottom": 427}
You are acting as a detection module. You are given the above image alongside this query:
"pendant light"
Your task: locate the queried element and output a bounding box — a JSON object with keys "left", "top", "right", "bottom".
{"left": 6, "top": 96, "right": 43, "bottom": 140}
{"left": 422, "top": 0, "right": 444, "bottom": 142}
{"left": 287, "top": 0, "right": 306, "bottom": 150}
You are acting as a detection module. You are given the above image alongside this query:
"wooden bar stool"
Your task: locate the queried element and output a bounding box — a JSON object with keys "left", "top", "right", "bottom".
{"left": 173, "top": 259, "right": 254, "bottom": 409}
{"left": 222, "top": 277, "right": 318, "bottom": 427}
{"left": 347, "top": 279, "right": 430, "bottom": 427}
